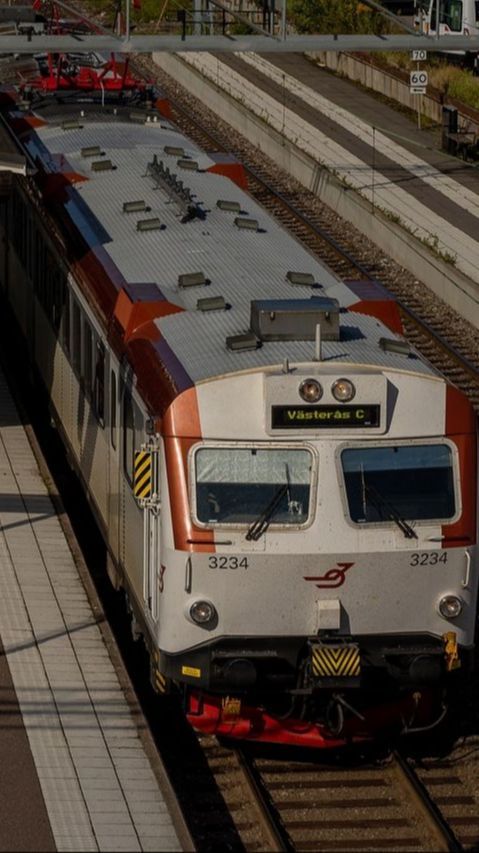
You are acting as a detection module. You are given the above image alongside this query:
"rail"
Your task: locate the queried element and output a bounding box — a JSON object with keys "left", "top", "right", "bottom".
{"left": 231, "top": 748, "right": 467, "bottom": 851}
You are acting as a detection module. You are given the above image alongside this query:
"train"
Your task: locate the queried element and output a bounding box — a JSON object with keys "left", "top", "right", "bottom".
{"left": 418, "top": 0, "right": 477, "bottom": 38}
{"left": 0, "top": 55, "right": 476, "bottom": 749}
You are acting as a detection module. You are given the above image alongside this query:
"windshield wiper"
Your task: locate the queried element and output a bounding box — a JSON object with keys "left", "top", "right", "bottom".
{"left": 365, "top": 483, "right": 418, "bottom": 539}
{"left": 246, "top": 483, "right": 289, "bottom": 541}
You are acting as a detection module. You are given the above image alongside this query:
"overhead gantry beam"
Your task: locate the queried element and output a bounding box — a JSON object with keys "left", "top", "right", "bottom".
{"left": 1, "top": 32, "right": 479, "bottom": 53}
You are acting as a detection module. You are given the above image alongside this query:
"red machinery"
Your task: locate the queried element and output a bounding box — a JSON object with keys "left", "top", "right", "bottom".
{"left": 22, "top": 1, "right": 147, "bottom": 94}
{"left": 27, "top": 52, "right": 146, "bottom": 93}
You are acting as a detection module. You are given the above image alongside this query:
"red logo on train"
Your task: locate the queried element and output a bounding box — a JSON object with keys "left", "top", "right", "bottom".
{"left": 304, "top": 562, "right": 355, "bottom": 589}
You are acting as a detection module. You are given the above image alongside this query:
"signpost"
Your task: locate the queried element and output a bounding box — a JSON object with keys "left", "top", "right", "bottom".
{"left": 409, "top": 59, "right": 428, "bottom": 129}
{"left": 409, "top": 69, "right": 428, "bottom": 92}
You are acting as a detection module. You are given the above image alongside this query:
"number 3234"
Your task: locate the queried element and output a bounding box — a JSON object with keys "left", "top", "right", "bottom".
{"left": 208, "top": 556, "right": 249, "bottom": 569}
{"left": 410, "top": 552, "right": 448, "bottom": 566}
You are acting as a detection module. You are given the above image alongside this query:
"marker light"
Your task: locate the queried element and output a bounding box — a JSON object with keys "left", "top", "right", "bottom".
{"left": 190, "top": 600, "right": 217, "bottom": 625}
{"left": 299, "top": 378, "right": 323, "bottom": 403}
{"left": 332, "top": 378, "right": 355, "bottom": 402}
{"left": 438, "top": 595, "right": 463, "bottom": 619}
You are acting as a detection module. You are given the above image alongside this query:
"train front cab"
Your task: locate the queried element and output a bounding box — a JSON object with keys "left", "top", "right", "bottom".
{"left": 153, "top": 365, "right": 478, "bottom": 747}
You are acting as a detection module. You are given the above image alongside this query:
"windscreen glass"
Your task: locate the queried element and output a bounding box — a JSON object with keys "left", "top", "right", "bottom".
{"left": 341, "top": 444, "right": 455, "bottom": 523}
{"left": 195, "top": 447, "right": 312, "bottom": 525}
{"left": 432, "top": 0, "right": 463, "bottom": 29}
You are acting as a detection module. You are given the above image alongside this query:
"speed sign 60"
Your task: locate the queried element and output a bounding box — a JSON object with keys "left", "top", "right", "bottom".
{"left": 410, "top": 70, "right": 428, "bottom": 86}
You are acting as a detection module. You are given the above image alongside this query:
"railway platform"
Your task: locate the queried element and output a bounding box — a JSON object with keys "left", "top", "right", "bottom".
{"left": 0, "top": 365, "right": 189, "bottom": 852}
{"left": 191, "top": 51, "right": 479, "bottom": 281}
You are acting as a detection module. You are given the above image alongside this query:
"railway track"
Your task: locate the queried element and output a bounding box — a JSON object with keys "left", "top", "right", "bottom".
{"left": 197, "top": 735, "right": 473, "bottom": 852}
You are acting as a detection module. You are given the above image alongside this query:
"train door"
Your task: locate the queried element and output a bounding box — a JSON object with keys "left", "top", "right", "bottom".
{"left": 107, "top": 359, "right": 121, "bottom": 565}
{"left": 119, "top": 376, "right": 157, "bottom": 619}
{"left": 27, "top": 216, "right": 36, "bottom": 361}
{"left": 0, "top": 196, "right": 8, "bottom": 296}
{"left": 134, "top": 438, "right": 161, "bottom": 628}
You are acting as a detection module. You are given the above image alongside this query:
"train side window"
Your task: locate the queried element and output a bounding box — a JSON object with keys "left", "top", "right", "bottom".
{"left": 437, "top": 0, "right": 463, "bottom": 29}
{"left": 123, "top": 392, "right": 143, "bottom": 485}
{"left": 123, "top": 392, "right": 134, "bottom": 484}
{"left": 83, "top": 320, "right": 93, "bottom": 398}
{"left": 34, "top": 231, "right": 44, "bottom": 301}
{"left": 62, "top": 289, "right": 70, "bottom": 355}
{"left": 110, "top": 370, "right": 117, "bottom": 449}
{"left": 134, "top": 402, "right": 143, "bottom": 458}
{"left": 72, "top": 300, "right": 81, "bottom": 377}
{"left": 45, "top": 249, "right": 53, "bottom": 319}
{"left": 93, "top": 340, "right": 105, "bottom": 427}
{"left": 52, "top": 270, "right": 64, "bottom": 334}
{"left": 13, "top": 191, "right": 27, "bottom": 261}
{"left": 26, "top": 212, "right": 33, "bottom": 278}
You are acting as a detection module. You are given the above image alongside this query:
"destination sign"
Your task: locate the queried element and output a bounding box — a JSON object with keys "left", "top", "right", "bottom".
{"left": 271, "top": 404, "right": 380, "bottom": 429}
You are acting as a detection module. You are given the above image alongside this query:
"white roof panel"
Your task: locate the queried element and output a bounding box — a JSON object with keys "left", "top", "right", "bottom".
{"left": 28, "top": 111, "right": 435, "bottom": 384}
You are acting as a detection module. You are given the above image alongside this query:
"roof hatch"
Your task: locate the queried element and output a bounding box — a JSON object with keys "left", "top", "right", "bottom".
{"left": 217, "top": 200, "right": 241, "bottom": 213}
{"left": 250, "top": 298, "right": 340, "bottom": 342}
{"left": 286, "top": 271, "right": 316, "bottom": 286}
{"left": 178, "top": 271, "right": 209, "bottom": 288}
{"left": 81, "top": 145, "right": 104, "bottom": 158}
{"left": 235, "top": 217, "right": 259, "bottom": 231}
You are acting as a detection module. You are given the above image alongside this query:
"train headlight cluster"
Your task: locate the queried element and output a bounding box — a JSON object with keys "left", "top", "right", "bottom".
{"left": 189, "top": 600, "right": 217, "bottom": 625}
{"left": 438, "top": 595, "right": 463, "bottom": 619}
{"left": 299, "top": 378, "right": 323, "bottom": 402}
{"left": 298, "top": 377, "right": 357, "bottom": 403}
{"left": 332, "top": 378, "right": 356, "bottom": 402}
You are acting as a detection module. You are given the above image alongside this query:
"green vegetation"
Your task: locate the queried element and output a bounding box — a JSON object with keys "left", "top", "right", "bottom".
{"left": 82, "top": 0, "right": 186, "bottom": 28}
{"left": 375, "top": 50, "right": 479, "bottom": 111}
{"left": 447, "top": 70, "right": 479, "bottom": 109}
{"left": 84, "top": 0, "right": 385, "bottom": 35}
{"left": 287, "top": 0, "right": 386, "bottom": 35}
{"left": 428, "top": 62, "right": 479, "bottom": 109}
{"left": 417, "top": 231, "right": 457, "bottom": 265}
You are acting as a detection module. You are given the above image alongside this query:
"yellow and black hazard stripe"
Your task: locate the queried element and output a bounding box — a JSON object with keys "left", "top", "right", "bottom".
{"left": 155, "top": 671, "right": 168, "bottom": 693}
{"left": 152, "top": 651, "right": 169, "bottom": 693}
{"left": 312, "top": 644, "right": 361, "bottom": 678}
{"left": 134, "top": 450, "right": 152, "bottom": 500}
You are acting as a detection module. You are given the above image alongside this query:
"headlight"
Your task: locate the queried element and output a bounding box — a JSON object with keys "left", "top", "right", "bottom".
{"left": 299, "top": 378, "right": 323, "bottom": 403}
{"left": 332, "top": 378, "right": 355, "bottom": 402}
{"left": 189, "top": 600, "right": 217, "bottom": 625}
{"left": 438, "top": 595, "right": 463, "bottom": 619}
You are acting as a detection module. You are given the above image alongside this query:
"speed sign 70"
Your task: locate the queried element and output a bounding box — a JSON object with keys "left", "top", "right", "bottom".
{"left": 410, "top": 70, "right": 428, "bottom": 87}
{"left": 411, "top": 49, "right": 427, "bottom": 60}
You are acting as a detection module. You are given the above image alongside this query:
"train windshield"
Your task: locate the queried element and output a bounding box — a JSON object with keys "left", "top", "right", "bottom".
{"left": 194, "top": 446, "right": 312, "bottom": 525}
{"left": 429, "top": 0, "right": 463, "bottom": 30}
{"left": 341, "top": 444, "right": 455, "bottom": 524}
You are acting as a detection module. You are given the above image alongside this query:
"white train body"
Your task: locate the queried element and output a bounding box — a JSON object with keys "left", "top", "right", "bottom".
{"left": 0, "top": 83, "right": 476, "bottom": 746}
{"left": 421, "top": 0, "right": 479, "bottom": 38}
{"left": 419, "top": 0, "right": 479, "bottom": 61}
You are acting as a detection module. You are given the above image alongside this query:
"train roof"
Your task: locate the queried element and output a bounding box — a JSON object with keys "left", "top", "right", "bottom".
{"left": 8, "top": 100, "right": 439, "bottom": 395}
